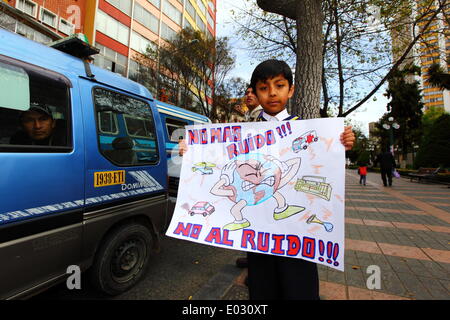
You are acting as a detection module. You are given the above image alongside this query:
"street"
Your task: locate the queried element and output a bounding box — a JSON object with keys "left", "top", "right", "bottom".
{"left": 32, "top": 170, "right": 450, "bottom": 300}
{"left": 33, "top": 229, "right": 243, "bottom": 300}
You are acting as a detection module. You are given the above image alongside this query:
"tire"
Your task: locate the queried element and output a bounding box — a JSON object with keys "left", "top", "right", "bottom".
{"left": 89, "top": 223, "right": 152, "bottom": 296}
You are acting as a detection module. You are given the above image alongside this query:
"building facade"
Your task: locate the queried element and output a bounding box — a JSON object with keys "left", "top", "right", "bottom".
{"left": 392, "top": 0, "right": 450, "bottom": 113}
{"left": 1, "top": 0, "right": 217, "bottom": 107}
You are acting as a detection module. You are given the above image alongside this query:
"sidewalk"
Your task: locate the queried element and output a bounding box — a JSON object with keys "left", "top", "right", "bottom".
{"left": 209, "top": 170, "right": 450, "bottom": 300}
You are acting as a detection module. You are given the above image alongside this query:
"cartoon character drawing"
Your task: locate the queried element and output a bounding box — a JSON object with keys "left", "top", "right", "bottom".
{"left": 192, "top": 162, "right": 216, "bottom": 175}
{"left": 292, "top": 130, "right": 319, "bottom": 153}
{"left": 306, "top": 214, "right": 334, "bottom": 232}
{"left": 210, "top": 153, "right": 304, "bottom": 231}
{"left": 189, "top": 201, "right": 215, "bottom": 217}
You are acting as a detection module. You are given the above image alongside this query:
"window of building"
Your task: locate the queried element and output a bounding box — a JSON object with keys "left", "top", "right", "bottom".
{"left": 15, "top": 0, "right": 38, "bottom": 18}
{"left": 148, "top": 0, "right": 161, "bottom": 9}
{"left": 106, "top": 0, "right": 132, "bottom": 16}
{"left": 197, "top": 0, "right": 207, "bottom": 16}
{"left": 130, "top": 31, "right": 157, "bottom": 54}
{"left": 40, "top": 8, "right": 57, "bottom": 28}
{"left": 160, "top": 22, "right": 177, "bottom": 40}
{"left": 59, "top": 18, "right": 75, "bottom": 35}
{"left": 94, "top": 43, "right": 128, "bottom": 76}
{"left": 0, "top": 56, "right": 72, "bottom": 151}
{"left": 184, "top": 17, "right": 193, "bottom": 30}
{"left": 208, "top": 0, "right": 215, "bottom": 13}
{"left": 163, "top": 0, "right": 182, "bottom": 25}
{"left": 134, "top": 3, "right": 159, "bottom": 34}
{"left": 206, "top": 11, "right": 214, "bottom": 29}
{"left": 93, "top": 87, "right": 159, "bottom": 165}
{"left": 14, "top": 21, "right": 53, "bottom": 44}
{"left": 96, "top": 10, "right": 130, "bottom": 46}
{"left": 185, "top": 0, "right": 196, "bottom": 20}
{"left": 196, "top": 14, "right": 206, "bottom": 32}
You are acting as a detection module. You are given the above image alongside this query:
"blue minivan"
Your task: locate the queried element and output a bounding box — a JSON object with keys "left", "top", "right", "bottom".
{"left": 0, "top": 30, "right": 170, "bottom": 298}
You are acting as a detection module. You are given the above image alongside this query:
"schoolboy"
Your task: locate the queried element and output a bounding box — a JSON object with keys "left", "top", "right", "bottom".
{"left": 179, "top": 59, "right": 355, "bottom": 299}
{"left": 246, "top": 59, "right": 354, "bottom": 300}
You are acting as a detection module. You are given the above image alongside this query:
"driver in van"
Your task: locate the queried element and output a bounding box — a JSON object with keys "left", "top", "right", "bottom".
{"left": 10, "top": 103, "right": 64, "bottom": 146}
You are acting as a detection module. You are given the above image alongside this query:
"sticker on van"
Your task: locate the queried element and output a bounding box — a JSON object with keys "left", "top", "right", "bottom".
{"left": 94, "top": 170, "right": 125, "bottom": 187}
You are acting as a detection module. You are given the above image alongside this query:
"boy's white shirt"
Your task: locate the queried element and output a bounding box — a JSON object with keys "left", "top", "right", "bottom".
{"left": 261, "top": 109, "right": 290, "bottom": 122}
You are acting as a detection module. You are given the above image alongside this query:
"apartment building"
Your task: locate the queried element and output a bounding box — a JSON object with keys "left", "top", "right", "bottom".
{"left": 0, "top": 0, "right": 92, "bottom": 43}
{"left": 392, "top": 0, "right": 450, "bottom": 113}
{"left": 0, "top": 0, "right": 217, "bottom": 105}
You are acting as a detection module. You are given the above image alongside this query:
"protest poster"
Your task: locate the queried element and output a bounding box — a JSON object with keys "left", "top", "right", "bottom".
{"left": 166, "top": 118, "right": 346, "bottom": 271}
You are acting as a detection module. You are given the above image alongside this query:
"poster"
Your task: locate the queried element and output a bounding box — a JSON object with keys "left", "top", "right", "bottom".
{"left": 166, "top": 118, "right": 346, "bottom": 271}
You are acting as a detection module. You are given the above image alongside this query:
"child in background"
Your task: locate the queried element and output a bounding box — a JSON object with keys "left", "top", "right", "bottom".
{"left": 358, "top": 163, "right": 367, "bottom": 186}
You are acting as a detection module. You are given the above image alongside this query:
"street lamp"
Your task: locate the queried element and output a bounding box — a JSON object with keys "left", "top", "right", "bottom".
{"left": 382, "top": 116, "right": 400, "bottom": 154}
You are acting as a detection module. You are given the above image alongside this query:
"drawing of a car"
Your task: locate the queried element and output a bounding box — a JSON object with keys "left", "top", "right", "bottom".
{"left": 292, "top": 130, "right": 319, "bottom": 152}
{"left": 189, "top": 201, "right": 215, "bottom": 217}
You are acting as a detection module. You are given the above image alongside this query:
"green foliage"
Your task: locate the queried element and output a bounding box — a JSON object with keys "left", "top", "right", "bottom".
{"left": 383, "top": 67, "right": 423, "bottom": 154}
{"left": 427, "top": 63, "right": 450, "bottom": 90}
{"left": 142, "top": 28, "right": 235, "bottom": 118}
{"left": 414, "top": 114, "right": 450, "bottom": 169}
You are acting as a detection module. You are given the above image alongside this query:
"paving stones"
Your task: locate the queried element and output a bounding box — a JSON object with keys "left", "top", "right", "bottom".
{"left": 213, "top": 170, "right": 450, "bottom": 300}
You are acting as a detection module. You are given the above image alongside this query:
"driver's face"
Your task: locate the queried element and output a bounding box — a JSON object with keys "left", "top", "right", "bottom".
{"left": 21, "top": 111, "right": 55, "bottom": 141}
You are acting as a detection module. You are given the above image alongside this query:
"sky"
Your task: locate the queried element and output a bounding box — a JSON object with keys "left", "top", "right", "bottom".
{"left": 215, "top": 0, "right": 389, "bottom": 136}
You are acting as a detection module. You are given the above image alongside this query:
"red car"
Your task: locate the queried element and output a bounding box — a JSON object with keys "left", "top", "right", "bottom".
{"left": 189, "top": 201, "right": 215, "bottom": 217}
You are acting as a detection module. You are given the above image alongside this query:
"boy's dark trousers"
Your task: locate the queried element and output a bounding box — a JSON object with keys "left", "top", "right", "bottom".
{"left": 247, "top": 252, "right": 319, "bottom": 300}
{"left": 359, "top": 175, "right": 366, "bottom": 185}
{"left": 246, "top": 112, "right": 319, "bottom": 300}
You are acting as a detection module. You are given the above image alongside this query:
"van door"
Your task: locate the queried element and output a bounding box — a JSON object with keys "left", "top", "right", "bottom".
{"left": 0, "top": 56, "right": 84, "bottom": 299}
{"left": 77, "top": 80, "right": 168, "bottom": 264}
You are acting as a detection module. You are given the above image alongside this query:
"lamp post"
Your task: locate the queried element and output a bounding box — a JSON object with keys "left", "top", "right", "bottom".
{"left": 382, "top": 116, "right": 400, "bottom": 154}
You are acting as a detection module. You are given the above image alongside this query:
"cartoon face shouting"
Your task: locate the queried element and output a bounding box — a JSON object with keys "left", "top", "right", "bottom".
{"left": 221, "top": 155, "right": 282, "bottom": 206}
{"left": 210, "top": 153, "right": 304, "bottom": 231}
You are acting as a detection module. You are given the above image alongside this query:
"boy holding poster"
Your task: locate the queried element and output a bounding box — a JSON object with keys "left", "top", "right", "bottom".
{"left": 246, "top": 59, "right": 354, "bottom": 300}
{"left": 178, "top": 59, "right": 355, "bottom": 300}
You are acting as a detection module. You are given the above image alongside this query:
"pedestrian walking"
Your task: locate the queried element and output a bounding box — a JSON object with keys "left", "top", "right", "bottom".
{"left": 374, "top": 150, "right": 396, "bottom": 187}
{"left": 358, "top": 163, "right": 367, "bottom": 186}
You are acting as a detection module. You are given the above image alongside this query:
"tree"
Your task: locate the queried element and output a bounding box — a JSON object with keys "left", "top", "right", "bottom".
{"left": 212, "top": 77, "right": 247, "bottom": 122}
{"left": 383, "top": 66, "right": 424, "bottom": 158}
{"left": 257, "top": 0, "right": 324, "bottom": 119}
{"left": 141, "top": 28, "right": 235, "bottom": 119}
{"left": 414, "top": 113, "right": 450, "bottom": 168}
{"left": 235, "top": 0, "right": 449, "bottom": 118}
{"left": 427, "top": 63, "right": 450, "bottom": 90}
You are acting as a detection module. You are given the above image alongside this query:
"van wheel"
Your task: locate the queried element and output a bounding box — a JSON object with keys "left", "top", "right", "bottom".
{"left": 89, "top": 223, "right": 152, "bottom": 296}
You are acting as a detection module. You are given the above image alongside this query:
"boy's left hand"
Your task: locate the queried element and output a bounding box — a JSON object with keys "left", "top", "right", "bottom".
{"left": 340, "top": 126, "right": 355, "bottom": 151}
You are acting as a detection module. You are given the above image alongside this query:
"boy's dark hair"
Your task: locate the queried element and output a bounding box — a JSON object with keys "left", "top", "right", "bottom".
{"left": 250, "top": 59, "right": 293, "bottom": 92}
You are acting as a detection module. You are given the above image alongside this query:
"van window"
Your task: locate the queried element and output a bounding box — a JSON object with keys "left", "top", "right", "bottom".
{"left": 0, "top": 55, "right": 71, "bottom": 151}
{"left": 94, "top": 87, "right": 159, "bottom": 166}
{"left": 124, "top": 115, "right": 155, "bottom": 139}
{"left": 98, "top": 111, "right": 119, "bottom": 134}
{"left": 0, "top": 61, "right": 30, "bottom": 111}
{"left": 165, "top": 117, "right": 188, "bottom": 142}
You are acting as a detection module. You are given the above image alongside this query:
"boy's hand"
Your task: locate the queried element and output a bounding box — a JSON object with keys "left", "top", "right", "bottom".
{"left": 340, "top": 126, "right": 355, "bottom": 151}
{"left": 178, "top": 139, "right": 188, "bottom": 156}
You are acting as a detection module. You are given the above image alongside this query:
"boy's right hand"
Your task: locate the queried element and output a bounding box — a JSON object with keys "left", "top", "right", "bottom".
{"left": 178, "top": 139, "right": 187, "bottom": 156}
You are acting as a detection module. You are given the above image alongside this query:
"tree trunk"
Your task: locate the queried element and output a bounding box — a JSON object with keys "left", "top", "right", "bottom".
{"left": 292, "top": 0, "right": 323, "bottom": 119}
